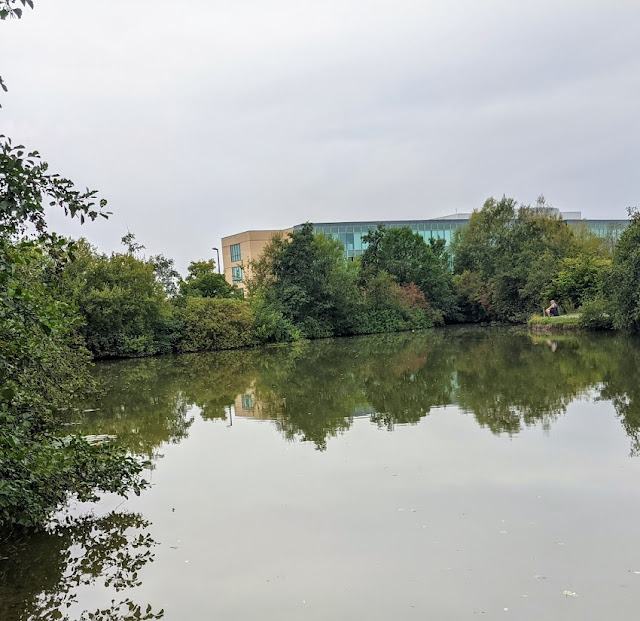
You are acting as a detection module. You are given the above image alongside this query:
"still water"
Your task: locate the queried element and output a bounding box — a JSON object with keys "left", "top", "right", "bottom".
{"left": 3, "top": 327, "right": 640, "bottom": 620}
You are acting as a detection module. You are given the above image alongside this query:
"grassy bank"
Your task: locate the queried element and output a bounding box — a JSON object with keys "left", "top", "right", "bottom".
{"left": 528, "top": 314, "right": 581, "bottom": 333}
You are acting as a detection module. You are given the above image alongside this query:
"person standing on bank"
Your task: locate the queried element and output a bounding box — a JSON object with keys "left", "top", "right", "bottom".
{"left": 545, "top": 300, "right": 559, "bottom": 317}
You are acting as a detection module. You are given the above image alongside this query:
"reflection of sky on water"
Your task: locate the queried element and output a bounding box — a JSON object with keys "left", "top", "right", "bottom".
{"left": 102, "top": 397, "right": 640, "bottom": 621}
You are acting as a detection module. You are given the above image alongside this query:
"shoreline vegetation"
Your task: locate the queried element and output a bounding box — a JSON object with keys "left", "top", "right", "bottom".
{"left": 54, "top": 197, "right": 639, "bottom": 362}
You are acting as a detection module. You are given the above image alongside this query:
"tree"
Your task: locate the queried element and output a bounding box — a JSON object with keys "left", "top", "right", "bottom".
{"left": 179, "top": 259, "right": 241, "bottom": 299}
{"left": 451, "top": 196, "right": 605, "bottom": 322}
{"left": 248, "top": 223, "right": 359, "bottom": 338}
{"left": 609, "top": 208, "right": 640, "bottom": 332}
{"left": 1, "top": 3, "right": 147, "bottom": 530}
{"left": 64, "top": 242, "right": 174, "bottom": 358}
{"left": 361, "top": 225, "right": 457, "bottom": 320}
{"left": 0, "top": 186, "right": 148, "bottom": 529}
{"left": 150, "top": 253, "right": 181, "bottom": 298}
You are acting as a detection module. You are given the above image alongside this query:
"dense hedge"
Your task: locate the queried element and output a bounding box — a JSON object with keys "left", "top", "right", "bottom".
{"left": 173, "top": 298, "right": 256, "bottom": 352}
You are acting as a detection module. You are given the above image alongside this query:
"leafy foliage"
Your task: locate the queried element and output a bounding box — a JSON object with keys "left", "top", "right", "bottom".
{"left": 179, "top": 259, "right": 241, "bottom": 299}
{"left": 173, "top": 297, "right": 255, "bottom": 352}
{"left": 64, "top": 241, "right": 174, "bottom": 358}
{"left": 361, "top": 225, "right": 457, "bottom": 320}
{"left": 0, "top": 225, "right": 148, "bottom": 531}
{"left": 546, "top": 254, "right": 611, "bottom": 310}
{"left": 0, "top": 0, "right": 34, "bottom": 22}
{"left": 451, "top": 196, "right": 610, "bottom": 322}
{"left": 1, "top": 136, "right": 108, "bottom": 236}
{"left": 248, "top": 223, "right": 360, "bottom": 338}
{"left": 609, "top": 208, "right": 640, "bottom": 332}
{"left": 579, "top": 297, "right": 614, "bottom": 330}
{"left": 150, "top": 253, "right": 181, "bottom": 298}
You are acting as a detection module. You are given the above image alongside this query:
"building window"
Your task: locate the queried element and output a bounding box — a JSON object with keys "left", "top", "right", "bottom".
{"left": 230, "top": 243, "right": 242, "bottom": 262}
{"left": 241, "top": 394, "right": 254, "bottom": 411}
{"left": 232, "top": 266, "right": 243, "bottom": 284}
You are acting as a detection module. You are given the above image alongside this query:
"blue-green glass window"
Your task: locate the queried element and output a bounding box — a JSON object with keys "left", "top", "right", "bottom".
{"left": 232, "top": 266, "right": 243, "bottom": 284}
{"left": 230, "top": 243, "right": 241, "bottom": 262}
{"left": 241, "top": 394, "right": 253, "bottom": 410}
{"left": 346, "top": 233, "right": 354, "bottom": 250}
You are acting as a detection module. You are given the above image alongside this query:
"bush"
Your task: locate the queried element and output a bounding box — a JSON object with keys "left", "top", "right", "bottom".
{"left": 66, "top": 246, "right": 174, "bottom": 358}
{"left": 251, "top": 297, "right": 301, "bottom": 344}
{"left": 609, "top": 209, "right": 640, "bottom": 332}
{"left": 579, "top": 297, "right": 614, "bottom": 330}
{"left": 0, "top": 239, "right": 149, "bottom": 530}
{"left": 173, "top": 297, "right": 256, "bottom": 352}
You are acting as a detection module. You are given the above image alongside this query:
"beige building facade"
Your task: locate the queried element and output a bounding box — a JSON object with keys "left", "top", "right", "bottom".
{"left": 221, "top": 229, "right": 292, "bottom": 291}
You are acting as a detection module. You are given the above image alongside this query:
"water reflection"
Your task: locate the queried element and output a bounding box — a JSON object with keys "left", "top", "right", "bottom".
{"left": 0, "top": 513, "right": 162, "bottom": 621}
{"left": 70, "top": 328, "right": 640, "bottom": 454}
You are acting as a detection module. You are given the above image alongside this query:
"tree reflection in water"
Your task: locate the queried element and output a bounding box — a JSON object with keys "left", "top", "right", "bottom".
{"left": 0, "top": 513, "right": 163, "bottom": 621}
{"left": 68, "top": 328, "right": 640, "bottom": 455}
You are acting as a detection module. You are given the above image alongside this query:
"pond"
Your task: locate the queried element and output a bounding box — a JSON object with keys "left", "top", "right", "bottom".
{"left": 2, "top": 327, "right": 640, "bottom": 620}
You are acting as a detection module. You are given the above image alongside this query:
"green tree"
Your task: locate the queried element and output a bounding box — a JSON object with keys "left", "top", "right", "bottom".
{"left": 1, "top": 4, "right": 147, "bottom": 529}
{"left": 547, "top": 254, "right": 611, "bottom": 310}
{"left": 609, "top": 208, "right": 640, "bottom": 332}
{"left": 150, "top": 253, "right": 181, "bottom": 298}
{"left": 451, "top": 196, "right": 605, "bottom": 322}
{"left": 361, "top": 225, "right": 457, "bottom": 320}
{"left": 64, "top": 242, "right": 174, "bottom": 358}
{"left": 248, "top": 223, "right": 360, "bottom": 338}
{"left": 0, "top": 147, "right": 147, "bottom": 529}
{"left": 179, "top": 259, "right": 240, "bottom": 299}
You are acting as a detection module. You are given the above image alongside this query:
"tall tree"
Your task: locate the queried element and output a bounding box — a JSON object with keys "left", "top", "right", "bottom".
{"left": 609, "top": 208, "right": 640, "bottom": 332}
{"left": 249, "top": 223, "right": 359, "bottom": 338}
{"left": 361, "top": 225, "right": 457, "bottom": 319}
{"left": 179, "top": 259, "right": 240, "bottom": 299}
{"left": 1, "top": 4, "right": 147, "bottom": 530}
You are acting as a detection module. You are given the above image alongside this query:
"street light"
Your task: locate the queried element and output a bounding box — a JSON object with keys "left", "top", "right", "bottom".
{"left": 212, "top": 247, "right": 221, "bottom": 274}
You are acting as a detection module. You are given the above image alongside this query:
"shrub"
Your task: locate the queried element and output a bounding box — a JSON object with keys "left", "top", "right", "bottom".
{"left": 251, "top": 298, "right": 301, "bottom": 344}
{"left": 173, "top": 297, "right": 255, "bottom": 352}
{"left": 609, "top": 209, "right": 640, "bottom": 332}
{"left": 579, "top": 297, "right": 614, "bottom": 330}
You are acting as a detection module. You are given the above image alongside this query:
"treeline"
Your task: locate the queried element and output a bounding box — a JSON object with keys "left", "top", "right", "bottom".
{"left": 45, "top": 222, "right": 451, "bottom": 360}
{"left": 246, "top": 196, "right": 638, "bottom": 334}
{"left": 39, "top": 196, "right": 640, "bottom": 363}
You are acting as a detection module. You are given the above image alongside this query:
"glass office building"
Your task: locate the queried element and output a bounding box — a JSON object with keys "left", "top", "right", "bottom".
{"left": 295, "top": 216, "right": 629, "bottom": 260}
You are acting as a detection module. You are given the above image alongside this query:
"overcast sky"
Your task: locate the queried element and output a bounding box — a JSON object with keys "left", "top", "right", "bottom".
{"left": 2, "top": 0, "right": 639, "bottom": 272}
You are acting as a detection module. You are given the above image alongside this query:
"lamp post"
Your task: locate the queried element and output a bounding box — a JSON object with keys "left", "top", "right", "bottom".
{"left": 212, "top": 247, "right": 221, "bottom": 274}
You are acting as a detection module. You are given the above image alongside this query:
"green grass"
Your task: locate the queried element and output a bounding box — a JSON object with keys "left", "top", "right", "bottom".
{"left": 528, "top": 314, "right": 581, "bottom": 331}
{"left": 528, "top": 314, "right": 580, "bottom": 326}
